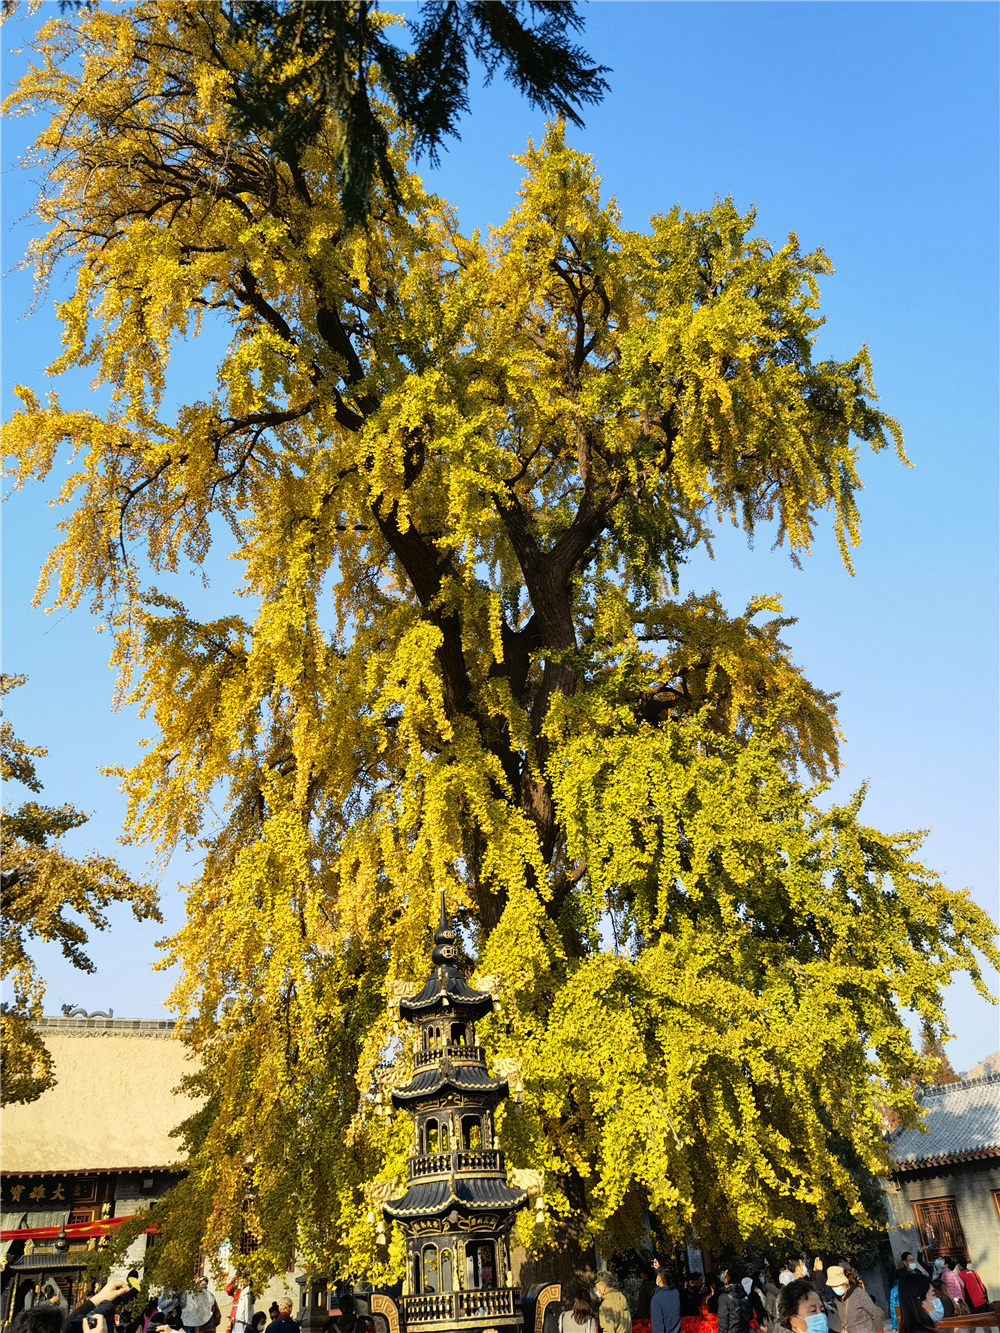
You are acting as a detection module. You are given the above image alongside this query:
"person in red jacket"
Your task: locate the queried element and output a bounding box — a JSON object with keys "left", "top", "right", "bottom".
{"left": 956, "top": 1259, "right": 989, "bottom": 1314}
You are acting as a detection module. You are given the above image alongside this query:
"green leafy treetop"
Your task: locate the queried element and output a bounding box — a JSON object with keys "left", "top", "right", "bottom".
{"left": 226, "top": 1, "right": 610, "bottom": 226}
{"left": 0, "top": 675, "right": 160, "bottom": 1104}
{"left": 2, "top": 1, "right": 996, "bottom": 1286}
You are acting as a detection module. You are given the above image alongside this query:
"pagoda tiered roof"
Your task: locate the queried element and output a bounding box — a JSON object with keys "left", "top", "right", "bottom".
{"left": 391, "top": 1062, "right": 507, "bottom": 1107}
{"left": 384, "top": 890, "right": 528, "bottom": 1298}
{"left": 384, "top": 1174, "right": 528, "bottom": 1221}
{"left": 397, "top": 967, "right": 493, "bottom": 1020}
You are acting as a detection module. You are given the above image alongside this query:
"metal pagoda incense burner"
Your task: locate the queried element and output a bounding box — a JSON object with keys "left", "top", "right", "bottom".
{"left": 382, "top": 895, "right": 528, "bottom": 1333}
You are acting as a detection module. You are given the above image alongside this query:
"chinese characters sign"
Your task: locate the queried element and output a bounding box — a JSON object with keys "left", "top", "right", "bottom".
{"left": 1, "top": 1177, "right": 100, "bottom": 1210}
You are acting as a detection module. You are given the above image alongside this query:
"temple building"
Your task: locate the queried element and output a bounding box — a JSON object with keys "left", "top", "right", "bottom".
{"left": 1, "top": 1013, "right": 301, "bottom": 1321}
{"left": 382, "top": 898, "right": 528, "bottom": 1333}
{"left": 884, "top": 1066, "right": 1000, "bottom": 1288}
{"left": 0, "top": 1013, "right": 194, "bottom": 1319}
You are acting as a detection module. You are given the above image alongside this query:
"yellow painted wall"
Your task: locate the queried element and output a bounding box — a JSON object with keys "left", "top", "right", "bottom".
{"left": 2, "top": 1030, "right": 200, "bottom": 1173}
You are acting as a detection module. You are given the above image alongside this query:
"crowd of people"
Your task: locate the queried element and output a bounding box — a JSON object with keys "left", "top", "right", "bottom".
{"left": 559, "top": 1253, "right": 992, "bottom": 1333}
{"left": 5, "top": 1251, "right": 991, "bottom": 1333}
{"left": 888, "top": 1253, "right": 991, "bottom": 1327}
{"left": 3, "top": 1278, "right": 346, "bottom": 1333}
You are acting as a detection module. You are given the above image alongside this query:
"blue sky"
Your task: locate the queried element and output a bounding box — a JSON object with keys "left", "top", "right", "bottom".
{"left": 2, "top": 2, "right": 997, "bottom": 1071}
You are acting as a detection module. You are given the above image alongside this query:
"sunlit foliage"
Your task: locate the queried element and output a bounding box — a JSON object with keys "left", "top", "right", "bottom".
{"left": 3, "top": 2, "right": 996, "bottom": 1284}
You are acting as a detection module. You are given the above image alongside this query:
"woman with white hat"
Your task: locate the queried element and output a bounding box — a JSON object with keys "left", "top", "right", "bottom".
{"left": 825, "top": 1268, "right": 881, "bottom": 1333}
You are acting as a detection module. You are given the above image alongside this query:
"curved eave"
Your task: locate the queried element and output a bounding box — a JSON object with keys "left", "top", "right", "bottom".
{"left": 398, "top": 968, "right": 494, "bottom": 1020}
{"left": 384, "top": 1178, "right": 529, "bottom": 1220}
{"left": 892, "top": 1145, "right": 1000, "bottom": 1172}
{"left": 398, "top": 990, "right": 493, "bottom": 1021}
{"left": 392, "top": 1068, "right": 508, "bottom": 1106}
{"left": 398, "top": 996, "right": 493, "bottom": 1021}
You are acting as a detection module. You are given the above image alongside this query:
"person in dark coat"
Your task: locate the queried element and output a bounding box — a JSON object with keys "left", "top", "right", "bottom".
{"left": 634, "top": 1267, "right": 657, "bottom": 1328}
{"left": 650, "top": 1270, "right": 681, "bottom": 1333}
{"left": 705, "top": 1277, "right": 725, "bottom": 1318}
{"left": 65, "top": 1281, "right": 133, "bottom": 1333}
{"left": 745, "top": 1276, "right": 767, "bottom": 1332}
{"left": 266, "top": 1300, "right": 299, "bottom": 1333}
{"left": 717, "top": 1267, "right": 751, "bottom": 1333}
{"left": 680, "top": 1276, "right": 704, "bottom": 1321}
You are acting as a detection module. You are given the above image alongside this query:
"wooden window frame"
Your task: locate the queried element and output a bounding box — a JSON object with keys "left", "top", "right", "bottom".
{"left": 910, "top": 1195, "right": 968, "bottom": 1260}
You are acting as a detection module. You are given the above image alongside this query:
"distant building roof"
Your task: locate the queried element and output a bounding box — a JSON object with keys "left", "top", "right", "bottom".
{"left": 1, "top": 1018, "right": 201, "bottom": 1175}
{"left": 890, "top": 1072, "right": 1000, "bottom": 1172}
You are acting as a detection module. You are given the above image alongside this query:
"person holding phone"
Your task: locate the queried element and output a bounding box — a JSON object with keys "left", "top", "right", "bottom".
{"left": 66, "top": 1279, "right": 132, "bottom": 1333}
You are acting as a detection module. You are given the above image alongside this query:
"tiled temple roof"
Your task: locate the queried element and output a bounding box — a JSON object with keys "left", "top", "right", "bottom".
{"left": 889, "top": 1073, "right": 1000, "bottom": 1171}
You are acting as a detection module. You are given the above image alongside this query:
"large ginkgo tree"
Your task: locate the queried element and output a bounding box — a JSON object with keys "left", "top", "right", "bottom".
{"left": 4, "top": 1, "right": 996, "bottom": 1288}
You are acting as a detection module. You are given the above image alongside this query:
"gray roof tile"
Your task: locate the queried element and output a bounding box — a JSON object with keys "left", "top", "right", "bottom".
{"left": 890, "top": 1074, "right": 1000, "bottom": 1167}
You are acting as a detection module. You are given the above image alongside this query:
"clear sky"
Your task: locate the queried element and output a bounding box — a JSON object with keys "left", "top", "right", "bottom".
{"left": 3, "top": 2, "right": 998, "bottom": 1072}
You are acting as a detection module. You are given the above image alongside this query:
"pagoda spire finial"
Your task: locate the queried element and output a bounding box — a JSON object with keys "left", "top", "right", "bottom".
{"left": 431, "top": 890, "right": 456, "bottom": 966}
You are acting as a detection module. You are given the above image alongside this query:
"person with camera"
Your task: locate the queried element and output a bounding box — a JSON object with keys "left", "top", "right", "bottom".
{"left": 76, "top": 1312, "right": 178, "bottom": 1333}
{"left": 64, "top": 1279, "right": 133, "bottom": 1333}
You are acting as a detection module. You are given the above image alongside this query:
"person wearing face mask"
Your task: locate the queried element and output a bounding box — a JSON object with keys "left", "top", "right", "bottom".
{"left": 899, "top": 1255, "right": 928, "bottom": 1279}
{"left": 775, "top": 1278, "right": 826, "bottom": 1333}
{"left": 651, "top": 1267, "right": 682, "bottom": 1333}
{"left": 896, "top": 1274, "right": 941, "bottom": 1333}
{"left": 929, "top": 1282, "right": 953, "bottom": 1321}
{"left": 824, "top": 1268, "right": 881, "bottom": 1333}
{"left": 595, "top": 1271, "right": 631, "bottom": 1333}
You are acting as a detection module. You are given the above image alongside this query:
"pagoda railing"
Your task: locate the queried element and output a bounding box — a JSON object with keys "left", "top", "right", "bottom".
{"left": 407, "top": 1152, "right": 451, "bottom": 1179}
{"left": 401, "top": 1288, "right": 520, "bottom": 1324}
{"left": 406, "top": 1148, "right": 505, "bottom": 1179}
{"left": 402, "top": 1294, "right": 455, "bottom": 1323}
{"left": 413, "top": 1043, "right": 485, "bottom": 1069}
{"left": 457, "top": 1148, "right": 503, "bottom": 1173}
{"left": 456, "top": 1289, "right": 520, "bottom": 1320}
